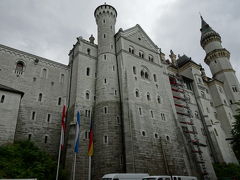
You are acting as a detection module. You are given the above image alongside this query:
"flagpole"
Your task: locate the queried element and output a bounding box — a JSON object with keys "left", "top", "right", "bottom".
{"left": 56, "top": 130, "right": 63, "bottom": 180}
{"left": 88, "top": 156, "right": 91, "bottom": 180}
{"left": 72, "top": 153, "right": 77, "bottom": 180}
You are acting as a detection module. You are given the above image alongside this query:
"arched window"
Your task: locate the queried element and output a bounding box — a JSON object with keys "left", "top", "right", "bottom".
{"left": 135, "top": 89, "right": 139, "bottom": 97}
{"left": 42, "top": 68, "right": 47, "bottom": 78}
{"left": 157, "top": 96, "right": 161, "bottom": 104}
{"left": 129, "top": 46, "right": 134, "bottom": 54}
{"left": 87, "top": 48, "right": 91, "bottom": 55}
{"left": 133, "top": 66, "right": 136, "bottom": 74}
{"left": 58, "top": 97, "right": 62, "bottom": 105}
{"left": 140, "top": 70, "right": 144, "bottom": 78}
{"left": 86, "top": 67, "right": 90, "bottom": 76}
{"left": 1, "top": 95, "right": 5, "bottom": 103}
{"left": 15, "top": 61, "right": 24, "bottom": 75}
{"left": 153, "top": 74, "right": 157, "bottom": 82}
{"left": 38, "top": 93, "right": 42, "bottom": 102}
{"left": 145, "top": 72, "right": 149, "bottom": 79}
{"left": 141, "top": 131, "right": 146, "bottom": 136}
{"left": 148, "top": 55, "right": 154, "bottom": 62}
{"left": 86, "top": 91, "right": 90, "bottom": 100}
{"left": 139, "top": 51, "right": 144, "bottom": 58}
{"left": 147, "top": 93, "right": 151, "bottom": 101}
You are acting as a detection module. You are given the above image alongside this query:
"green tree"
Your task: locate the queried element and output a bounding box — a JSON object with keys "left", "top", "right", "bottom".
{"left": 0, "top": 141, "right": 67, "bottom": 180}
{"left": 232, "top": 106, "right": 240, "bottom": 161}
{"left": 213, "top": 163, "right": 240, "bottom": 179}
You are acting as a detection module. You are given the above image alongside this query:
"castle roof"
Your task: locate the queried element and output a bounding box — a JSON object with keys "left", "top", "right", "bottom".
{"left": 0, "top": 84, "right": 24, "bottom": 97}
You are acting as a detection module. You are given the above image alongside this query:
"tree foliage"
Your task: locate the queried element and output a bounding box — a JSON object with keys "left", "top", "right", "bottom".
{"left": 232, "top": 105, "right": 240, "bottom": 161}
{"left": 213, "top": 163, "right": 240, "bottom": 179}
{"left": 0, "top": 141, "right": 66, "bottom": 180}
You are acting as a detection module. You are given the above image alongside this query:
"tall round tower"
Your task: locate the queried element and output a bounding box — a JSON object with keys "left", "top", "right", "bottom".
{"left": 93, "top": 4, "right": 124, "bottom": 179}
{"left": 200, "top": 16, "right": 240, "bottom": 115}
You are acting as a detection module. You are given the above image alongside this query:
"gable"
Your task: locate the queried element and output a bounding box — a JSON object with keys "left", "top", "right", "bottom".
{"left": 120, "top": 24, "right": 159, "bottom": 52}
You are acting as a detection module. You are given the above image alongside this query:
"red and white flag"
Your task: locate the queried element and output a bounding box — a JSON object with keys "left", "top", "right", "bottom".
{"left": 60, "top": 105, "right": 66, "bottom": 149}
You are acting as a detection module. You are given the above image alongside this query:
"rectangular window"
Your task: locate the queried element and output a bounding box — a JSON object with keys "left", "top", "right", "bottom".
{"left": 139, "top": 107, "right": 142, "bottom": 115}
{"left": 28, "top": 134, "right": 32, "bottom": 141}
{"left": 47, "top": 114, "right": 51, "bottom": 122}
{"left": 104, "top": 135, "right": 108, "bottom": 144}
{"left": 150, "top": 110, "right": 154, "bottom": 118}
{"left": 58, "top": 97, "right": 61, "bottom": 105}
{"left": 161, "top": 113, "right": 166, "bottom": 121}
{"left": 60, "top": 74, "right": 64, "bottom": 83}
{"left": 104, "top": 107, "right": 108, "bottom": 114}
{"left": 44, "top": 136, "right": 48, "bottom": 143}
{"left": 0, "top": 95, "right": 5, "bottom": 103}
{"left": 31, "top": 112, "right": 36, "bottom": 120}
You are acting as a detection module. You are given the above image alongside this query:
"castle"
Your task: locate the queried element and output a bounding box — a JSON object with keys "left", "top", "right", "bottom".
{"left": 0, "top": 3, "right": 239, "bottom": 180}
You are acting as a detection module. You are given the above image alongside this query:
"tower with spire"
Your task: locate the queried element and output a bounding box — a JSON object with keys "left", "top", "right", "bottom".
{"left": 200, "top": 16, "right": 240, "bottom": 136}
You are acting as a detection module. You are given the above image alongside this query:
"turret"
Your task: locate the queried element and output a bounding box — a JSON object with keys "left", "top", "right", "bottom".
{"left": 93, "top": 4, "right": 124, "bottom": 180}
{"left": 200, "top": 16, "right": 240, "bottom": 120}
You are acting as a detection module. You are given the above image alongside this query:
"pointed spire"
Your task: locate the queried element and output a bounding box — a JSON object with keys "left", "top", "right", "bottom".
{"left": 200, "top": 15, "right": 211, "bottom": 33}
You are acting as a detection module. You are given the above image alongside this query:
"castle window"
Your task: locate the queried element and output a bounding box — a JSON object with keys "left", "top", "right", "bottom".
{"left": 28, "top": 134, "right": 32, "bottom": 141}
{"left": 161, "top": 113, "right": 166, "bottom": 121}
{"left": 104, "top": 54, "right": 106, "bottom": 60}
{"left": 148, "top": 55, "right": 154, "bottom": 62}
{"left": 157, "top": 96, "right": 161, "bottom": 104}
{"left": 33, "top": 77, "right": 36, "bottom": 82}
{"left": 117, "top": 116, "right": 120, "bottom": 124}
{"left": 153, "top": 74, "right": 157, "bottom": 82}
{"left": 15, "top": 61, "right": 24, "bottom": 75}
{"left": 133, "top": 66, "right": 136, "bottom": 74}
{"left": 230, "top": 100, "right": 233, "bottom": 104}
{"left": 104, "top": 107, "right": 108, "bottom": 114}
{"left": 42, "top": 68, "right": 47, "bottom": 78}
{"left": 103, "top": 34, "right": 106, "bottom": 38}
{"left": 38, "top": 93, "right": 42, "bottom": 102}
{"left": 47, "top": 114, "right": 51, "bottom": 122}
{"left": 103, "top": 19, "right": 106, "bottom": 23}
{"left": 60, "top": 74, "right": 64, "bottom": 83}
{"left": 166, "top": 135, "right": 170, "bottom": 142}
{"left": 0, "top": 95, "right": 5, "bottom": 103}
{"left": 145, "top": 72, "right": 149, "bottom": 79}
{"left": 146, "top": 92, "right": 151, "bottom": 101}
{"left": 141, "top": 131, "right": 146, "bottom": 136}
{"left": 113, "top": 66, "right": 115, "bottom": 71}
{"left": 87, "top": 48, "right": 91, "bottom": 55}
{"left": 140, "top": 70, "right": 144, "bottom": 78}
{"left": 135, "top": 89, "right": 139, "bottom": 97}
{"left": 139, "top": 51, "right": 144, "bottom": 58}
{"left": 150, "top": 110, "right": 154, "bottom": 118}
{"left": 214, "top": 128, "right": 218, "bottom": 136}
{"left": 104, "top": 78, "right": 107, "bottom": 84}
{"left": 31, "top": 111, "right": 36, "bottom": 120}
{"left": 111, "top": 44, "right": 113, "bottom": 49}
{"left": 139, "top": 107, "right": 142, "bottom": 115}
{"left": 104, "top": 135, "right": 108, "bottom": 144}
{"left": 154, "top": 133, "right": 158, "bottom": 139}
{"left": 58, "top": 97, "right": 62, "bottom": 105}
{"left": 114, "top": 90, "right": 117, "bottom": 96}
{"left": 86, "top": 91, "right": 90, "bottom": 100}
{"left": 129, "top": 46, "right": 134, "bottom": 54}
{"left": 44, "top": 135, "right": 48, "bottom": 143}
{"left": 232, "top": 86, "right": 238, "bottom": 92}
{"left": 86, "top": 67, "right": 90, "bottom": 76}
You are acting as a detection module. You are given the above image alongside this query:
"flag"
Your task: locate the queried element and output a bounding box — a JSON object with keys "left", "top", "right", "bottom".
{"left": 74, "top": 111, "right": 81, "bottom": 153}
{"left": 88, "top": 119, "right": 93, "bottom": 156}
{"left": 60, "top": 105, "right": 66, "bottom": 150}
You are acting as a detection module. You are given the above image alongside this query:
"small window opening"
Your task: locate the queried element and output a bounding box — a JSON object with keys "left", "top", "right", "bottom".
{"left": 147, "top": 93, "right": 151, "bottom": 101}
{"left": 0, "top": 95, "right": 5, "bottom": 103}
{"left": 28, "top": 134, "right": 32, "bottom": 141}
{"left": 38, "top": 93, "right": 42, "bottom": 102}
{"left": 44, "top": 136, "right": 48, "bottom": 143}
{"left": 139, "top": 107, "right": 142, "bottom": 115}
{"left": 104, "top": 54, "right": 107, "bottom": 60}
{"left": 150, "top": 110, "right": 154, "bottom": 118}
{"left": 86, "top": 91, "right": 90, "bottom": 99}
{"left": 154, "top": 133, "right": 158, "bottom": 138}
{"left": 104, "top": 107, "right": 108, "bottom": 114}
{"left": 113, "top": 66, "right": 115, "bottom": 71}
{"left": 58, "top": 97, "right": 62, "bottom": 105}
{"left": 104, "top": 135, "right": 108, "bottom": 144}
{"left": 47, "top": 114, "right": 51, "bottom": 122}
{"left": 31, "top": 112, "right": 36, "bottom": 120}
{"left": 141, "top": 131, "right": 146, "bottom": 136}
{"left": 157, "top": 96, "right": 161, "bottom": 104}
{"left": 86, "top": 67, "right": 90, "bottom": 76}
{"left": 87, "top": 48, "right": 91, "bottom": 55}
{"left": 153, "top": 74, "right": 157, "bottom": 82}
{"left": 133, "top": 66, "right": 136, "bottom": 74}
{"left": 135, "top": 90, "right": 139, "bottom": 97}
{"left": 42, "top": 68, "right": 47, "bottom": 78}
{"left": 15, "top": 61, "right": 24, "bottom": 74}
{"left": 60, "top": 74, "right": 64, "bottom": 83}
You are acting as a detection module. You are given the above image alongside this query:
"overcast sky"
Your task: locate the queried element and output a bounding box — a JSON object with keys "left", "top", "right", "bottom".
{"left": 0, "top": 0, "right": 240, "bottom": 78}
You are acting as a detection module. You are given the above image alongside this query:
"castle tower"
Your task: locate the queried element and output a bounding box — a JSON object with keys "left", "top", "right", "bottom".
{"left": 93, "top": 4, "right": 124, "bottom": 179}
{"left": 200, "top": 16, "right": 240, "bottom": 115}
